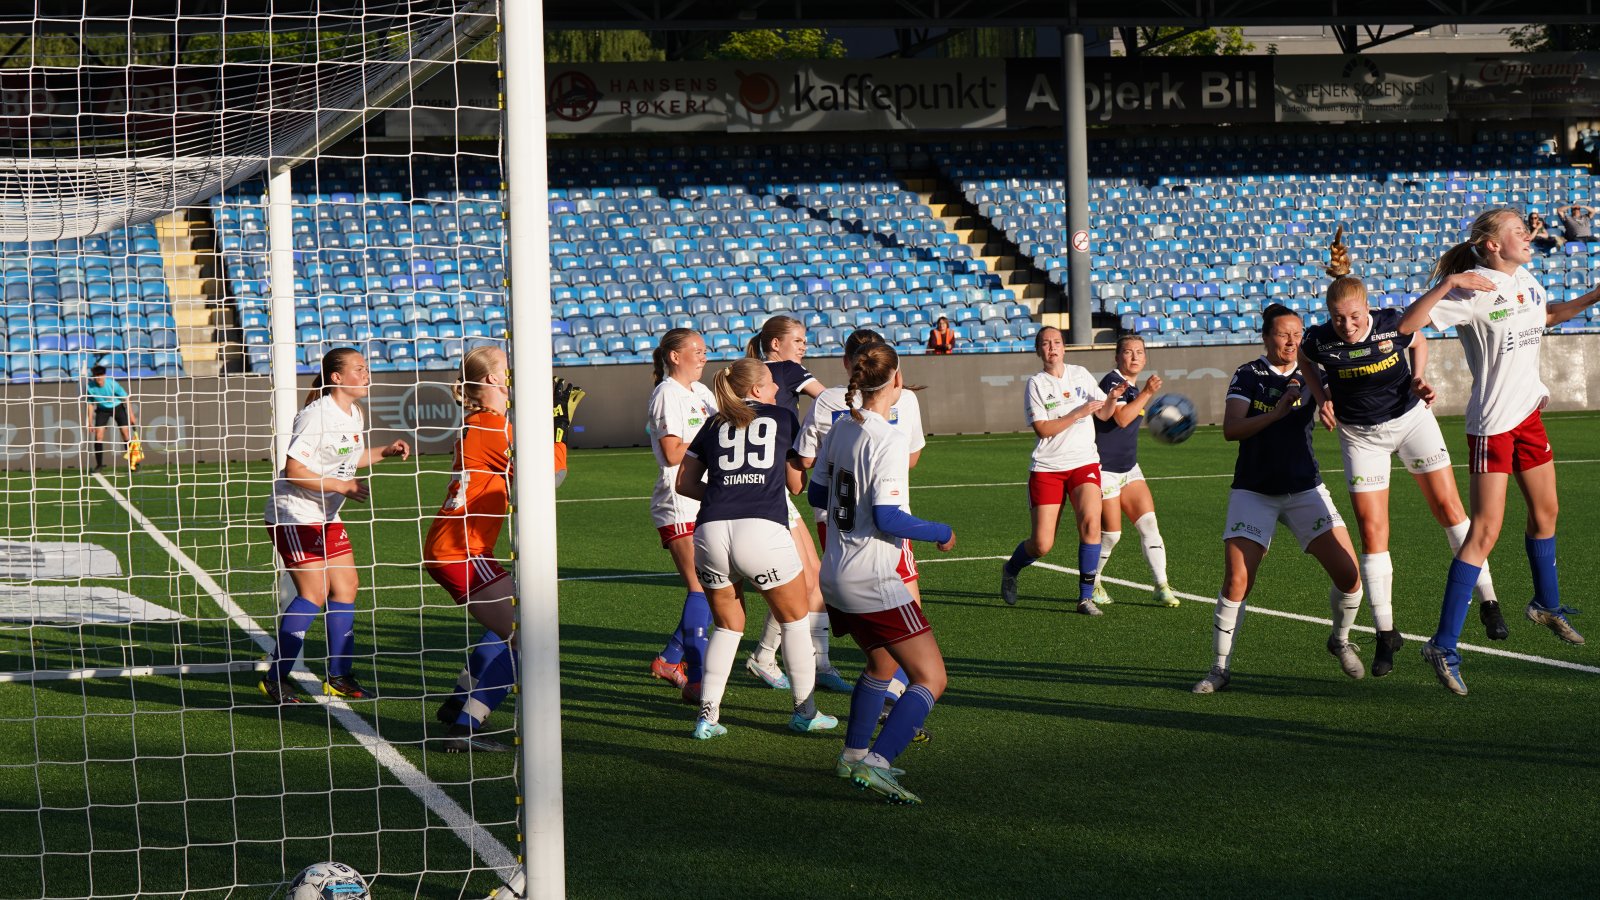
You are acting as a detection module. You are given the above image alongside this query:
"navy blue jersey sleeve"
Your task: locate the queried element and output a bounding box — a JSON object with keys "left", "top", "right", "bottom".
{"left": 683, "top": 412, "right": 718, "bottom": 461}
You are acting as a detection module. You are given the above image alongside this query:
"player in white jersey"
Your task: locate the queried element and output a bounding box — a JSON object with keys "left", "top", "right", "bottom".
{"left": 645, "top": 328, "right": 719, "bottom": 702}
{"left": 1401, "top": 208, "right": 1600, "bottom": 695}
{"left": 744, "top": 315, "right": 827, "bottom": 691}
{"left": 674, "top": 358, "right": 837, "bottom": 740}
{"left": 1298, "top": 231, "right": 1501, "bottom": 679}
{"left": 811, "top": 343, "right": 955, "bottom": 805}
{"left": 798, "top": 328, "right": 930, "bottom": 738}
{"left": 259, "top": 348, "right": 411, "bottom": 704}
{"left": 999, "top": 326, "right": 1116, "bottom": 615}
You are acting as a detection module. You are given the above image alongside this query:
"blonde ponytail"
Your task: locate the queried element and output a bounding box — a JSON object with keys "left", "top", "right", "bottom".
{"left": 710, "top": 358, "right": 765, "bottom": 431}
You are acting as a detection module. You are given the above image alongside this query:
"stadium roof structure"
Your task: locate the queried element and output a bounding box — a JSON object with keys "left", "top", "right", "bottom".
{"left": 537, "top": 0, "right": 1599, "bottom": 30}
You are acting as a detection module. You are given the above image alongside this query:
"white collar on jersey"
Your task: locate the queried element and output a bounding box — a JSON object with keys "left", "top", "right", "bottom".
{"left": 1258, "top": 355, "right": 1298, "bottom": 377}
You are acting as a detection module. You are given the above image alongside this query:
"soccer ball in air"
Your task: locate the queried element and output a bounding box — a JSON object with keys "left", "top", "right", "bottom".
{"left": 287, "top": 861, "right": 370, "bottom": 900}
{"left": 1146, "top": 394, "right": 1198, "bottom": 445}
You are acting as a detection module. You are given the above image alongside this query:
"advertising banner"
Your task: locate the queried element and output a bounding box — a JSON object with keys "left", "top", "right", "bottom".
{"left": 545, "top": 63, "right": 728, "bottom": 133}
{"left": 1450, "top": 53, "right": 1600, "bottom": 120}
{"left": 1274, "top": 55, "right": 1450, "bottom": 122}
{"left": 1006, "top": 57, "right": 1274, "bottom": 127}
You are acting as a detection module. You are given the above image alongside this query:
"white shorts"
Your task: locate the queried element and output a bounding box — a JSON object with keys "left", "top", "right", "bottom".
{"left": 1337, "top": 402, "right": 1451, "bottom": 494}
{"left": 692, "top": 518, "right": 802, "bottom": 591}
{"left": 785, "top": 494, "right": 803, "bottom": 531}
{"left": 1100, "top": 464, "right": 1146, "bottom": 500}
{"left": 1223, "top": 485, "right": 1344, "bottom": 552}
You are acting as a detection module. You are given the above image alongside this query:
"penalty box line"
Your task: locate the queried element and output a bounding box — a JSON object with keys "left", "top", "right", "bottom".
{"left": 90, "top": 473, "right": 521, "bottom": 880}
{"left": 561, "top": 554, "right": 1599, "bottom": 677}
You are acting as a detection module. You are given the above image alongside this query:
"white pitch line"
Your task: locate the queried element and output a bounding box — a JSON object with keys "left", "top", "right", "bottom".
{"left": 92, "top": 473, "right": 521, "bottom": 879}
{"left": 559, "top": 552, "right": 1598, "bottom": 676}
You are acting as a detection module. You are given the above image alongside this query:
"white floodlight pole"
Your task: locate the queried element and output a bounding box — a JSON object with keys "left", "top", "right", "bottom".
{"left": 502, "top": 2, "right": 566, "bottom": 898}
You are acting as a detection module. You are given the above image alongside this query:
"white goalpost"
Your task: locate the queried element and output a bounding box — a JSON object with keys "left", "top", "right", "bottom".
{"left": 0, "top": 2, "right": 564, "bottom": 896}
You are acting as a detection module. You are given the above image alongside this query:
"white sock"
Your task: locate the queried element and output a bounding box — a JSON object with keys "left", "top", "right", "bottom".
{"left": 1214, "top": 596, "right": 1244, "bottom": 670}
{"left": 698, "top": 627, "right": 741, "bottom": 725}
{"left": 1094, "top": 530, "right": 1121, "bottom": 587}
{"left": 808, "top": 611, "right": 832, "bottom": 672}
{"left": 864, "top": 750, "right": 892, "bottom": 770}
{"left": 755, "top": 611, "right": 782, "bottom": 664}
{"left": 781, "top": 619, "right": 817, "bottom": 718}
{"left": 1330, "top": 585, "right": 1363, "bottom": 642}
{"left": 1360, "top": 552, "right": 1394, "bottom": 631}
{"left": 1444, "top": 519, "right": 1500, "bottom": 605}
{"left": 1134, "top": 512, "right": 1169, "bottom": 585}
{"left": 841, "top": 746, "right": 868, "bottom": 763}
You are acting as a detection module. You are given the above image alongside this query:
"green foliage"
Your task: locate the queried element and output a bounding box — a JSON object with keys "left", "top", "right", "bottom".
{"left": 938, "top": 27, "right": 1037, "bottom": 59}
{"left": 709, "top": 28, "right": 845, "bottom": 60}
{"left": 1124, "top": 26, "right": 1255, "bottom": 57}
{"left": 545, "top": 30, "right": 664, "bottom": 63}
{"left": 1505, "top": 24, "right": 1600, "bottom": 52}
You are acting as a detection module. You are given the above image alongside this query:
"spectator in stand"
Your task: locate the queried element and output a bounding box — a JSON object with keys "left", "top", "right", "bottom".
{"left": 1527, "top": 212, "right": 1558, "bottom": 254}
{"left": 926, "top": 317, "right": 955, "bottom": 355}
{"left": 1557, "top": 204, "right": 1596, "bottom": 246}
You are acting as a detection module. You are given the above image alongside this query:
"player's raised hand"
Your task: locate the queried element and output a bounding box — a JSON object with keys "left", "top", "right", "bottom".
{"left": 1445, "top": 271, "right": 1497, "bottom": 294}
{"left": 1275, "top": 380, "right": 1303, "bottom": 415}
{"left": 1318, "top": 399, "right": 1338, "bottom": 431}
{"left": 1141, "top": 374, "right": 1164, "bottom": 395}
{"left": 345, "top": 478, "right": 371, "bottom": 502}
{"left": 1074, "top": 399, "right": 1104, "bottom": 420}
{"left": 382, "top": 439, "right": 411, "bottom": 460}
{"left": 1325, "top": 225, "right": 1351, "bottom": 278}
{"left": 1412, "top": 376, "right": 1436, "bottom": 406}
{"left": 936, "top": 529, "right": 956, "bottom": 552}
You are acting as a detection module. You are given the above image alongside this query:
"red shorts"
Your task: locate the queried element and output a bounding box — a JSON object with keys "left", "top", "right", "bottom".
{"left": 826, "top": 601, "right": 931, "bottom": 652}
{"left": 1468, "top": 410, "right": 1554, "bottom": 475}
{"left": 268, "top": 522, "right": 352, "bottom": 568}
{"left": 1028, "top": 464, "right": 1102, "bottom": 507}
{"left": 657, "top": 522, "right": 694, "bottom": 547}
{"left": 426, "top": 557, "right": 511, "bottom": 605}
{"left": 816, "top": 521, "right": 917, "bottom": 583}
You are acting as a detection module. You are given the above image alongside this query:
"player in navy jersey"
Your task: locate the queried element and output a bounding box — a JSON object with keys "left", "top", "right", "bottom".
{"left": 1298, "top": 233, "right": 1501, "bottom": 678}
{"left": 999, "top": 327, "right": 1117, "bottom": 615}
{"left": 1401, "top": 208, "right": 1600, "bottom": 694}
{"left": 674, "top": 357, "right": 838, "bottom": 739}
{"left": 744, "top": 315, "right": 831, "bottom": 692}
{"left": 810, "top": 342, "right": 955, "bottom": 804}
{"left": 1089, "top": 335, "right": 1177, "bottom": 608}
{"left": 1193, "top": 304, "right": 1365, "bottom": 694}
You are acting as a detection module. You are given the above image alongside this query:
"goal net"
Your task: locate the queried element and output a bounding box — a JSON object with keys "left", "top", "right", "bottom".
{"left": 0, "top": 2, "right": 541, "bottom": 896}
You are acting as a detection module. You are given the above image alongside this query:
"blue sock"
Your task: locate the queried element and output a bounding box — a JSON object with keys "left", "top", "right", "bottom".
{"left": 324, "top": 600, "right": 356, "bottom": 677}
{"left": 269, "top": 596, "right": 321, "bottom": 681}
{"left": 1432, "top": 558, "right": 1482, "bottom": 651}
{"left": 845, "top": 674, "right": 891, "bottom": 751}
{"left": 1526, "top": 535, "right": 1559, "bottom": 610}
{"left": 1003, "top": 541, "right": 1036, "bottom": 577}
{"left": 679, "top": 591, "right": 712, "bottom": 683}
{"left": 454, "top": 630, "right": 506, "bottom": 699}
{"left": 1078, "top": 542, "right": 1102, "bottom": 601}
{"left": 659, "top": 590, "right": 693, "bottom": 666}
{"left": 457, "top": 647, "right": 518, "bottom": 730}
{"left": 871, "top": 684, "right": 936, "bottom": 764}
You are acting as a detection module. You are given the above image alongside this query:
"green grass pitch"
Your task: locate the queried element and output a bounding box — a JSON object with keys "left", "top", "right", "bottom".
{"left": 2, "top": 411, "right": 1598, "bottom": 898}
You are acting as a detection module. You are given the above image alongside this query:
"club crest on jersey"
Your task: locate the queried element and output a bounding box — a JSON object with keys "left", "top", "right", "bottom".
{"left": 1517, "top": 292, "right": 1526, "bottom": 305}
{"left": 1377, "top": 340, "right": 1393, "bottom": 355}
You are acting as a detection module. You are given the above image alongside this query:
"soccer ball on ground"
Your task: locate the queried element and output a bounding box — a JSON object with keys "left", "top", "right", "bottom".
{"left": 1146, "top": 394, "right": 1198, "bottom": 445}
{"left": 287, "top": 861, "right": 370, "bottom": 899}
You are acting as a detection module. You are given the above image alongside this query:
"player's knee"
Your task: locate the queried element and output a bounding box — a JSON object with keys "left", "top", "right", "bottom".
{"left": 1029, "top": 535, "right": 1054, "bottom": 557}
{"left": 920, "top": 670, "right": 948, "bottom": 699}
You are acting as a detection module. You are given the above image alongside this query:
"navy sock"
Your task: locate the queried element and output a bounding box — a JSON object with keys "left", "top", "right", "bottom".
{"left": 1433, "top": 558, "right": 1482, "bottom": 651}
{"left": 457, "top": 648, "right": 518, "bottom": 729}
{"left": 1078, "top": 542, "right": 1102, "bottom": 601}
{"left": 324, "top": 600, "right": 356, "bottom": 677}
{"left": 1003, "top": 541, "right": 1036, "bottom": 577}
{"left": 871, "top": 684, "right": 936, "bottom": 764}
{"left": 679, "top": 591, "right": 712, "bottom": 683}
{"left": 659, "top": 589, "right": 699, "bottom": 665}
{"left": 1526, "top": 535, "right": 1559, "bottom": 610}
{"left": 454, "top": 630, "right": 506, "bottom": 698}
{"left": 845, "top": 674, "right": 891, "bottom": 751}
{"left": 269, "top": 596, "right": 321, "bottom": 681}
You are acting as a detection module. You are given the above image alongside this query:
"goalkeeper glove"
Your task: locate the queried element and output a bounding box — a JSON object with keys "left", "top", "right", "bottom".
{"left": 552, "top": 378, "right": 585, "bottom": 444}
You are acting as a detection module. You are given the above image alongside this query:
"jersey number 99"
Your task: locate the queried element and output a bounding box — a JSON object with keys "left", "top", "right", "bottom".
{"left": 717, "top": 418, "right": 776, "bottom": 470}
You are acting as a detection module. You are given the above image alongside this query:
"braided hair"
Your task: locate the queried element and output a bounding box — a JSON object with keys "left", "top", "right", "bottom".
{"left": 845, "top": 342, "right": 900, "bottom": 424}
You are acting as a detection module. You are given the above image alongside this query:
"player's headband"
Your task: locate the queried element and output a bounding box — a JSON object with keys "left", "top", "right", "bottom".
{"left": 865, "top": 369, "right": 898, "bottom": 393}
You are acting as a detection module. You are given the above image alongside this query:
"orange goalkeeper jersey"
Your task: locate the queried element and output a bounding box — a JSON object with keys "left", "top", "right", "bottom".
{"left": 425, "top": 410, "right": 512, "bottom": 563}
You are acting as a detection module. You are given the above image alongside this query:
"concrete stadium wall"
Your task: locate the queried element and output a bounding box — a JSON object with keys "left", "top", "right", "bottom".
{"left": 4, "top": 334, "right": 1594, "bottom": 468}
